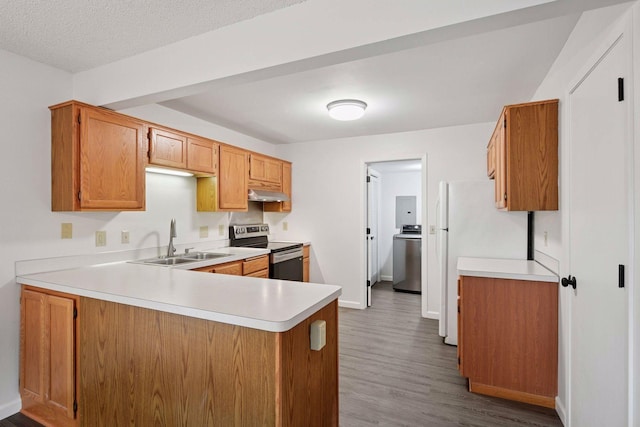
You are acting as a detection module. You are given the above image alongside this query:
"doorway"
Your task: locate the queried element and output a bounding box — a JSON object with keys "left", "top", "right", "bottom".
{"left": 364, "top": 157, "right": 426, "bottom": 311}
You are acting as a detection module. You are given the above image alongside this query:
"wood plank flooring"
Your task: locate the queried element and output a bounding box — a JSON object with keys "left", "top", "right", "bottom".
{"left": 339, "top": 281, "right": 563, "bottom": 426}
{"left": 3, "top": 281, "right": 562, "bottom": 427}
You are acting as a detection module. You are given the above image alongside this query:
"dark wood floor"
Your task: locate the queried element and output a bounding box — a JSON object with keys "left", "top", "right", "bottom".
{"left": 339, "top": 281, "right": 563, "bottom": 426}
{"left": 3, "top": 281, "right": 563, "bottom": 427}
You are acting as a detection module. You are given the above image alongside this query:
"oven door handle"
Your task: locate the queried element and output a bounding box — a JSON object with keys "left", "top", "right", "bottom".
{"left": 271, "top": 248, "right": 304, "bottom": 264}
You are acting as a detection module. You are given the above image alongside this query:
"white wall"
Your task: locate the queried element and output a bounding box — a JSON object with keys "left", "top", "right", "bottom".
{"left": 276, "top": 123, "right": 490, "bottom": 314}
{"left": 529, "top": 2, "right": 634, "bottom": 422}
{"left": 0, "top": 49, "right": 73, "bottom": 417}
{"left": 0, "top": 50, "right": 283, "bottom": 419}
{"left": 378, "top": 170, "right": 422, "bottom": 281}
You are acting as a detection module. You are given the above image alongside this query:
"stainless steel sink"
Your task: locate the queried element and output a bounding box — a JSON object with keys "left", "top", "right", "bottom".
{"left": 180, "top": 252, "right": 230, "bottom": 260}
{"left": 142, "top": 257, "right": 197, "bottom": 265}
{"left": 132, "top": 252, "right": 231, "bottom": 266}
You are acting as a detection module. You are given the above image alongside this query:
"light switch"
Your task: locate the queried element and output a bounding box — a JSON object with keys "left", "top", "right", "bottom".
{"left": 310, "top": 320, "right": 326, "bottom": 351}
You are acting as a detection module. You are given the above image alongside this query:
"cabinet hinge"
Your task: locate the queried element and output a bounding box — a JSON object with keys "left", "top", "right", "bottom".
{"left": 73, "top": 307, "right": 78, "bottom": 319}
{"left": 73, "top": 400, "right": 78, "bottom": 414}
{"left": 366, "top": 176, "right": 371, "bottom": 183}
{"left": 77, "top": 191, "right": 81, "bottom": 201}
{"left": 458, "top": 357, "right": 461, "bottom": 365}
{"left": 77, "top": 114, "right": 81, "bottom": 124}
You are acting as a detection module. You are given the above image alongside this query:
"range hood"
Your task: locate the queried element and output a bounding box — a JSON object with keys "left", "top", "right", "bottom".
{"left": 248, "top": 189, "right": 290, "bottom": 202}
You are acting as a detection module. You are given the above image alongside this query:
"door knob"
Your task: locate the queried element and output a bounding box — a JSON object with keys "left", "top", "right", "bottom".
{"left": 561, "top": 275, "right": 577, "bottom": 289}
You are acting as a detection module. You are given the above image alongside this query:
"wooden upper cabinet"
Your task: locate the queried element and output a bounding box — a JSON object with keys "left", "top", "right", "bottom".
{"left": 488, "top": 99, "right": 558, "bottom": 211}
{"left": 51, "top": 101, "right": 146, "bottom": 211}
{"left": 187, "top": 136, "right": 218, "bottom": 175}
{"left": 248, "top": 153, "right": 282, "bottom": 191}
{"left": 21, "top": 287, "right": 78, "bottom": 426}
{"left": 264, "top": 161, "right": 292, "bottom": 213}
{"left": 148, "top": 127, "right": 187, "bottom": 169}
{"left": 198, "top": 144, "right": 248, "bottom": 212}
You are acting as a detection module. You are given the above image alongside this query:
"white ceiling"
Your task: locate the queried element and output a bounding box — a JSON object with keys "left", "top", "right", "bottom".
{"left": 0, "top": 0, "right": 632, "bottom": 144}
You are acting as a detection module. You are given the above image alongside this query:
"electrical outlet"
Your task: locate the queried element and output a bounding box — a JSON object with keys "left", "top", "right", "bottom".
{"left": 61, "top": 223, "right": 72, "bottom": 239}
{"left": 283, "top": 221, "right": 288, "bottom": 231}
{"left": 200, "top": 226, "right": 209, "bottom": 238}
{"left": 218, "top": 224, "right": 225, "bottom": 236}
{"left": 121, "top": 230, "right": 130, "bottom": 244}
{"left": 429, "top": 225, "right": 436, "bottom": 235}
{"left": 95, "top": 230, "right": 107, "bottom": 247}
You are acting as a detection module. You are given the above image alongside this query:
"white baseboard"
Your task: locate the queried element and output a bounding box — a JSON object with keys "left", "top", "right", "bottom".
{"left": 0, "top": 397, "right": 21, "bottom": 420}
{"left": 424, "top": 310, "right": 439, "bottom": 320}
{"left": 555, "top": 396, "right": 567, "bottom": 426}
{"left": 379, "top": 275, "right": 392, "bottom": 282}
{"left": 338, "top": 299, "right": 363, "bottom": 309}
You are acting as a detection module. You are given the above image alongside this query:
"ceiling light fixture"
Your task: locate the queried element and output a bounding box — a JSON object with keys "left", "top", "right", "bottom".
{"left": 327, "top": 99, "right": 367, "bottom": 121}
{"left": 145, "top": 167, "right": 194, "bottom": 177}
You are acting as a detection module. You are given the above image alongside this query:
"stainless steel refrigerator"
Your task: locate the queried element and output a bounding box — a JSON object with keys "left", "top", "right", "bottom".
{"left": 436, "top": 181, "right": 527, "bottom": 345}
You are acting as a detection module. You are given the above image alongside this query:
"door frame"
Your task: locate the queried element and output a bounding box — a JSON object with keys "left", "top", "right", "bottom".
{"left": 360, "top": 154, "right": 428, "bottom": 316}
{"left": 366, "top": 167, "right": 381, "bottom": 307}
{"left": 563, "top": 12, "right": 636, "bottom": 426}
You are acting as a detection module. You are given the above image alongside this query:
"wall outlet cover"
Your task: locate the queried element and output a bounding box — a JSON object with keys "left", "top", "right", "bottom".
{"left": 283, "top": 221, "right": 288, "bottom": 231}
{"left": 218, "top": 224, "right": 225, "bottom": 236}
{"left": 61, "top": 223, "right": 72, "bottom": 239}
{"left": 95, "top": 230, "right": 107, "bottom": 247}
{"left": 121, "top": 230, "right": 130, "bottom": 244}
{"left": 200, "top": 226, "right": 209, "bottom": 238}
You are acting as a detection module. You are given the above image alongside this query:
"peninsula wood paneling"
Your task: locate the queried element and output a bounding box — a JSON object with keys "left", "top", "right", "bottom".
{"left": 79, "top": 298, "right": 277, "bottom": 427}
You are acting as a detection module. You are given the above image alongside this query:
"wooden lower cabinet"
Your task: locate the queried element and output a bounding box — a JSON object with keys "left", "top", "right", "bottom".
{"left": 303, "top": 245, "right": 310, "bottom": 282}
{"left": 243, "top": 255, "right": 269, "bottom": 277}
{"left": 78, "top": 297, "right": 338, "bottom": 426}
{"left": 458, "top": 275, "right": 558, "bottom": 408}
{"left": 20, "top": 287, "right": 78, "bottom": 427}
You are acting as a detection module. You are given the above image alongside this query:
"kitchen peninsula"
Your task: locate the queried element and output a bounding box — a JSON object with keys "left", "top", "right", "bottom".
{"left": 17, "top": 259, "right": 341, "bottom": 427}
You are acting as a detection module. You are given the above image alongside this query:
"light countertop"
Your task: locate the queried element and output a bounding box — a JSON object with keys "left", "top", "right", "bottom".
{"left": 457, "top": 257, "right": 558, "bottom": 283}
{"left": 17, "top": 248, "right": 340, "bottom": 333}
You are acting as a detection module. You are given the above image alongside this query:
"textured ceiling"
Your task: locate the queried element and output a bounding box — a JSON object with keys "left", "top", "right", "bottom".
{"left": 0, "top": 0, "right": 306, "bottom": 72}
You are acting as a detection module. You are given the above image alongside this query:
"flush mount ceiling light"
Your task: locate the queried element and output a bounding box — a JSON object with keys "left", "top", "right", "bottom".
{"left": 145, "top": 167, "right": 194, "bottom": 177}
{"left": 327, "top": 99, "right": 367, "bottom": 121}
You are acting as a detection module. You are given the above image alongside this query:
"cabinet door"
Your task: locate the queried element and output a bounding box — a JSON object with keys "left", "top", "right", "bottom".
{"left": 249, "top": 154, "right": 282, "bottom": 186}
{"left": 149, "top": 127, "right": 187, "bottom": 169}
{"left": 21, "top": 288, "right": 77, "bottom": 423}
{"left": 80, "top": 107, "right": 146, "bottom": 210}
{"left": 21, "top": 290, "right": 46, "bottom": 402}
{"left": 218, "top": 145, "right": 248, "bottom": 211}
{"left": 487, "top": 135, "right": 496, "bottom": 179}
{"left": 187, "top": 137, "right": 218, "bottom": 175}
{"left": 46, "top": 295, "right": 76, "bottom": 418}
{"left": 212, "top": 261, "right": 243, "bottom": 276}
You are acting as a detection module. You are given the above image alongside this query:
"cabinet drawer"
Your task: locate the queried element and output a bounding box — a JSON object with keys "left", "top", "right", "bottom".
{"left": 212, "top": 261, "right": 243, "bottom": 276}
{"left": 245, "top": 269, "right": 269, "bottom": 278}
{"left": 243, "top": 255, "right": 269, "bottom": 276}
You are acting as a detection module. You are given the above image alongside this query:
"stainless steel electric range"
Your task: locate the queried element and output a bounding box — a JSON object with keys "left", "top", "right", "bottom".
{"left": 229, "top": 224, "right": 304, "bottom": 281}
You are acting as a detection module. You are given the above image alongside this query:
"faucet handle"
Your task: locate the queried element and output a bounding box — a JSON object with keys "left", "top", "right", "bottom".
{"left": 185, "top": 247, "right": 195, "bottom": 254}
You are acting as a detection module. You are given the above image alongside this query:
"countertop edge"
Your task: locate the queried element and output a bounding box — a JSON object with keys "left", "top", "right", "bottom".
{"left": 457, "top": 257, "right": 558, "bottom": 283}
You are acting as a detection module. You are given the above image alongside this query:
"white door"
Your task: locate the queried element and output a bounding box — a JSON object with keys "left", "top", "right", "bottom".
{"left": 367, "top": 169, "right": 380, "bottom": 306}
{"left": 567, "top": 29, "right": 630, "bottom": 427}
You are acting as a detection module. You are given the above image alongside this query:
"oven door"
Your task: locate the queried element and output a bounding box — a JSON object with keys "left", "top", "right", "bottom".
{"left": 270, "top": 248, "right": 304, "bottom": 281}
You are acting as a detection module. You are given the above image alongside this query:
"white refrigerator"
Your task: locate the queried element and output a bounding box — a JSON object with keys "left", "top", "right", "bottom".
{"left": 436, "top": 180, "right": 528, "bottom": 345}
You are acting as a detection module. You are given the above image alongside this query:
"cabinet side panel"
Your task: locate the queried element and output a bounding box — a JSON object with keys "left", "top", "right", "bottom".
{"left": 461, "top": 276, "right": 558, "bottom": 398}
{"left": 506, "top": 101, "right": 558, "bottom": 211}
{"left": 46, "top": 295, "right": 75, "bottom": 418}
{"left": 21, "top": 290, "right": 46, "bottom": 401}
{"left": 280, "top": 300, "right": 339, "bottom": 427}
{"left": 79, "top": 297, "right": 276, "bottom": 427}
{"left": 50, "top": 104, "right": 76, "bottom": 211}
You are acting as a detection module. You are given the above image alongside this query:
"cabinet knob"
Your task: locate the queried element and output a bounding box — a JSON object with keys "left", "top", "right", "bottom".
{"left": 561, "top": 275, "right": 577, "bottom": 289}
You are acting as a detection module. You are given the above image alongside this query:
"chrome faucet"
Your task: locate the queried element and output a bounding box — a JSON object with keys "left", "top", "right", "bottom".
{"left": 167, "top": 218, "right": 177, "bottom": 257}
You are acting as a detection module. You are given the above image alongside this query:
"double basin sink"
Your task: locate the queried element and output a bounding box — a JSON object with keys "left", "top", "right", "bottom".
{"left": 135, "top": 252, "right": 231, "bottom": 266}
